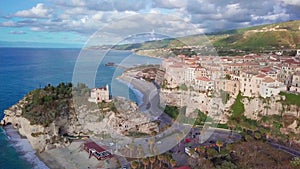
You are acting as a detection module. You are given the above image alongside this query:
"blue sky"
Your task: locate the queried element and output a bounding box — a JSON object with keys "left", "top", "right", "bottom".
{"left": 0, "top": 0, "right": 299, "bottom": 47}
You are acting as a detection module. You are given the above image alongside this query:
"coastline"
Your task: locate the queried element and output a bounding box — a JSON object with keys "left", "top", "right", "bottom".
{"left": 2, "top": 125, "right": 50, "bottom": 169}
{"left": 2, "top": 125, "right": 101, "bottom": 169}
{"left": 116, "top": 75, "right": 158, "bottom": 111}
{"left": 117, "top": 78, "right": 144, "bottom": 106}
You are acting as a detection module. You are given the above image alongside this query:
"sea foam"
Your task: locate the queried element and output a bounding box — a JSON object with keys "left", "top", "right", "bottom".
{"left": 4, "top": 126, "right": 49, "bottom": 169}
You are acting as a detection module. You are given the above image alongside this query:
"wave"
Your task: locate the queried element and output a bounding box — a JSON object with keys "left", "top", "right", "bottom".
{"left": 3, "top": 125, "right": 49, "bottom": 169}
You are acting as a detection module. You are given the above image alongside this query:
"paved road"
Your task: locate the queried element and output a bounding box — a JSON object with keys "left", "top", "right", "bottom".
{"left": 119, "top": 75, "right": 173, "bottom": 128}
{"left": 267, "top": 141, "right": 300, "bottom": 157}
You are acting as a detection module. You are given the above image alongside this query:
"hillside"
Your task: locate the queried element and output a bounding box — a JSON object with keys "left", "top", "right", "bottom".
{"left": 113, "top": 20, "right": 300, "bottom": 52}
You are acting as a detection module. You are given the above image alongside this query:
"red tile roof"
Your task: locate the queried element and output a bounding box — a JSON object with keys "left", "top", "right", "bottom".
{"left": 256, "top": 74, "right": 266, "bottom": 78}
{"left": 84, "top": 141, "right": 106, "bottom": 153}
{"left": 263, "top": 77, "right": 275, "bottom": 83}
{"left": 196, "top": 77, "right": 211, "bottom": 82}
{"left": 174, "top": 166, "right": 192, "bottom": 169}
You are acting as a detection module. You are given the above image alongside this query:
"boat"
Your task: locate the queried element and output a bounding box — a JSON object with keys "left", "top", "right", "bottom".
{"left": 105, "top": 62, "right": 115, "bottom": 66}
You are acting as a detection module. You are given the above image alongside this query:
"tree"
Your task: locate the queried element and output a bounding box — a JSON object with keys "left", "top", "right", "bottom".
{"left": 225, "top": 143, "right": 233, "bottom": 152}
{"left": 149, "top": 156, "right": 156, "bottom": 169}
{"left": 290, "top": 157, "right": 300, "bottom": 168}
{"left": 131, "top": 161, "right": 139, "bottom": 169}
{"left": 157, "top": 154, "right": 164, "bottom": 168}
{"left": 216, "top": 140, "right": 223, "bottom": 153}
{"left": 170, "top": 159, "right": 177, "bottom": 168}
{"left": 254, "top": 132, "right": 262, "bottom": 140}
{"left": 142, "top": 158, "right": 149, "bottom": 169}
{"left": 148, "top": 138, "right": 155, "bottom": 154}
{"left": 197, "top": 146, "right": 205, "bottom": 156}
{"left": 128, "top": 141, "right": 135, "bottom": 157}
{"left": 176, "top": 134, "right": 182, "bottom": 152}
{"left": 179, "top": 83, "right": 188, "bottom": 91}
{"left": 137, "top": 144, "right": 144, "bottom": 158}
{"left": 207, "top": 148, "right": 218, "bottom": 159}
{"left": 215, "top": 161, "right": 238, "bottom": 169}
{"left": 244, "top": 134, "right": 252, "bottom": 142}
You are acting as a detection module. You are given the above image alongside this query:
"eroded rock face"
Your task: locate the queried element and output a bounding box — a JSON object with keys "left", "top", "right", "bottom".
{"left": 108, "top": 97, "right": 158, "bottom": 134}
{"left": 243, "top": 96, "right": 300, "bottom": 120}
{"left": 1, "top": 98, "right": 64, "bottom": 152}
{"left": 1, "top": 96, "right": 158, "bottom": 152}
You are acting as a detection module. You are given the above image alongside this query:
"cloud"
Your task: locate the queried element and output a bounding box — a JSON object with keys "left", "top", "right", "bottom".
{"left": 153, "top": 0, "right": 187, "bottom": 9}
{"left": 0, "top": 21, "right": 20, "bottom": 27}
{"left": 14, "top": 3, "right": 53, "bottom": 18}
{"left": 1, "top": 0, "right": 300, "bottom": 42}
{"left": 282, "top": 0, "right": 300, "bottom": 6}
{"left": 55, "top": 0, "right": 150, "bottom": 12}
{"left": 9, "top": 30, "right": 26, "bottom": 34}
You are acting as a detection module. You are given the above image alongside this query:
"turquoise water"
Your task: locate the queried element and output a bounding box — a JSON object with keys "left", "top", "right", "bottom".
{"left": 0, "top": 48, "right": 161, "bottom": 168}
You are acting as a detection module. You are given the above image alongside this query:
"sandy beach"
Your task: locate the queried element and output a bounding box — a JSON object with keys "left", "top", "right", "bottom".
{"left": 3, "top": 125, "right": 50, "bottom": 169}
{"left": 117, "top": 73, "right": 159, "bottom": 112}
{"left": 3, "top": 125, "right": 121, "bottom": 169}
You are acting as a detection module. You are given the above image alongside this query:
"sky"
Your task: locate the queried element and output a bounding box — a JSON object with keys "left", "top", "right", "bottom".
{"left": 0, "top": 0, "right": 299, "bottom": 47}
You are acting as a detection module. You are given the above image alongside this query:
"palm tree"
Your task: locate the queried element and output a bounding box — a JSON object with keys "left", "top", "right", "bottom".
{"left": 170, "top": 159, "right": 177, "bottom": 168}
{"left": 176, "top": 134, "right": 181, "bottom": 152}
{"left": 288, "top": 132, "right": 296, "bottom": 147}
{"left": 142, "top": 158, "right": 149, "bottom": 169}
{"left": 149, "top": 156, "right": 156, "bottom": 169}
{"left": 152, "top": 145, "right": 159, "bottom": 155}
{"left": 189, "top": 148, "right": 195, "bottom": 157}
{"left": 207, "top": 148, "right": 218, "bottom": 159}
{"left": 264, "top": 105, "right": 271, "bottom": 116}
{"left": 254, "top": 132, "right": 262, "bottom": 140}
{"left": 137, "top": 144, "right": 144, "bottom": 158}
{"left": 216, "top": 140, "right": 223, "bottom": 153}
{"left": 225, "top": 143, "right": 233, "bottom": 152}
{"left": 163, "top": 154, "right": 171, "bottom": 168}
{"left": 250, "top": 125, "right": 257, "bottom": 135}
{"left": 197, "top": 146, "right": 205, "bottom": 157}
{"left": 131, "top": 161, "right": 139, "bottom": 169}
{"left": 157, "top": 154, "right": 164, "bottom": 168}
{"left": 128, "top": 141, "right": 135, "bottom": 157}
{"left": 148, "top": 138, "right": 155, "bottom": 154}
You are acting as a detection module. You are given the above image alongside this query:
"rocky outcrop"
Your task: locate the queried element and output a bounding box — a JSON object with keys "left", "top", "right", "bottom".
{"left": 1, "top": 97, "right": 68, "bottom": 152}
{"left": 106, "top": 97, "right": 158, "bottom": 134}
{"left": 242, "top": 95, "right": 300, "bottom": 120}
{"left": 1, "top": 96, "right": 158, "bottom": 152}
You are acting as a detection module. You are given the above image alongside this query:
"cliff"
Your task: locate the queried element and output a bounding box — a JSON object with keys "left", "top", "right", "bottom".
{"left": 1, "top": 83, "right": 158, "bottom": 152}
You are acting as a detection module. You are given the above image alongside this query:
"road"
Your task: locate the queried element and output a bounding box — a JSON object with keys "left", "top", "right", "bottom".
{"left": 267, "top": 141, "right": 300, "bottom": 157}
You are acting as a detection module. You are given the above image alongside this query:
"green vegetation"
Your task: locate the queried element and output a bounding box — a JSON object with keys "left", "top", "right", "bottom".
{"left": 164, "top": 105, "right": 179, "bottom": 119}
{"left": 31, "top": 132, "right": 45, "bottom": 137}
{"left": 194, "top": 109, "right": 213, "bottom": 125}
{"left": 220, "top": 90, "right": 230, "bottom": 104}
{"left": 230, "top": 92, "right": 245, "bottom": 121}
{"left": 279, "top": 92, "right": 300, "bottom": 107}
{"left": 178, "top": 83, "right": 188, "bottom": 91}
{"left": 111, "top": 20, "right": 300, "bottom": 53}
{"left": 126, "top": 132, "right": 149, "bottom": 138}
{"left": 22, "top": 83, "right": 89, "bottom": 127}
{"left": 290, "top": 157, "right": 300, "bottom": 168}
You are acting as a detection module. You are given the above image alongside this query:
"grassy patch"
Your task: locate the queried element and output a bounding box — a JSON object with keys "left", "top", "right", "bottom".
{"left": 279, "top": 92, "right": 300, "bottom": 107}
{"left": 230, "top": 92, "right": 245, "bottom": 120}
{"left": 164, "top": 105, "right": 179, "bottom": 119}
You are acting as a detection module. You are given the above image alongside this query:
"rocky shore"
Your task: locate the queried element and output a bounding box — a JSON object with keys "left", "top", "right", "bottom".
{"left": 0, "top": 81, "right": 160, "bottom": 168}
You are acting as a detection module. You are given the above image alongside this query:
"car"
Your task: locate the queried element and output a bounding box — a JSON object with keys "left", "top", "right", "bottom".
{"left": 157, "top": 141, "right": 162, "bottom": 144}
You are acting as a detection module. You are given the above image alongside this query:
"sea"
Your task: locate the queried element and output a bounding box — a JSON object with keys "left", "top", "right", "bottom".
{"left": 0, "top": 48, "right": 161, "bottom": 169}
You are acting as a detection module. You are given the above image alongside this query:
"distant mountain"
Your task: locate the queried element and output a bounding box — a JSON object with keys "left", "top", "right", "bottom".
{"left": 0, "top": 41, "right": 83, "bottom": 48}
{"left": 113, "top": 20, "right": 300, "bottom": 51}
